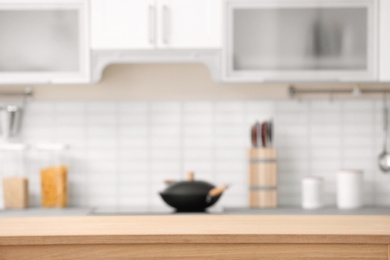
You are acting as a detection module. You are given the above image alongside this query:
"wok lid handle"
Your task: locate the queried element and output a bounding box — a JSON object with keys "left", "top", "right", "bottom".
{"left": 188, "top": 171, "right": 194, "bottom": 182}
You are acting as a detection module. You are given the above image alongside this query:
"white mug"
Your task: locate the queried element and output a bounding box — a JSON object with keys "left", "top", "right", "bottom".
{"left": 337, "top": 169, "right": 363, "bottom": 209}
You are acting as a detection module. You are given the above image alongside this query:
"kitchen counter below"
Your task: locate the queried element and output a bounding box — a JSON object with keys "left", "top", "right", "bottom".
{"left": 0, "top": 215, "right": 389, "bottom": 245}
{"left": 1, "top": 215, "right": 389, "bottom": 259}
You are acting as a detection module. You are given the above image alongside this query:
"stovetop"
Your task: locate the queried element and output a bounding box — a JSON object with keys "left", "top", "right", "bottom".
{"left": 89, "top": 206, "right": 390, "bottom": 216}
{"left": 89, "top": 206, "right": 224, "bottom": 215}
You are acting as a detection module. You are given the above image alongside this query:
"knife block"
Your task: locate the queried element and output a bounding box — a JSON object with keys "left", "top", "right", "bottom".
{"left": 249, "top": 148, "right": 277, "bottom": 208}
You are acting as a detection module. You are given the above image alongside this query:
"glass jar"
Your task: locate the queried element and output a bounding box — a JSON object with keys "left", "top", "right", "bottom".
{"left": 37, "top": 144, "right": 69, "bottom": 208}
{"left": 0, "top": 143, "right": 28, "bottom": 209}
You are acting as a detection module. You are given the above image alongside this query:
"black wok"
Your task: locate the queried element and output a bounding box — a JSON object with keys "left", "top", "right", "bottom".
{"left": 159, "top": 172, "right": 228, "bottom": 212}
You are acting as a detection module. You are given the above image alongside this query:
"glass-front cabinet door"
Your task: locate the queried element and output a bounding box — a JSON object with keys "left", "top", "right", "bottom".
{"left": 0, "top": 0, "right": 90, "bottom": 84}
{"left": 224, "top": 0, "right": 377, "bottom": 82}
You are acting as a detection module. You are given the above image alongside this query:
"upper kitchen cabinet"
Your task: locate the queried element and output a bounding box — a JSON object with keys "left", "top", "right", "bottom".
{"left": 223, "top": 0, "right": 384, "bottom": 82}
{"left": 91, "top": 0, "right": 155, "bottom": 49}
{"left": 91, "top": 0, "right": 222, "bottom": 50}
{"left": 156, "top": 0, "right": 221, "bottom": 49}
{"left": 0, "top": 0, "right": 90, "bottom": 84}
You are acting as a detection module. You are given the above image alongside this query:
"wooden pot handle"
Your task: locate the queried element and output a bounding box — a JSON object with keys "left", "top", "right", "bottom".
{"left": 208, "top": 185, "right": 229, "bottom": 198}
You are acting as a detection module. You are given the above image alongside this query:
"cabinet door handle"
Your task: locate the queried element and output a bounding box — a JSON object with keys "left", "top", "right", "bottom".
{"left": 162, "top": 5, "right": 169, "bottom": 44}
{"left": 149, "top": 5, "right": 155, "bottom": 44}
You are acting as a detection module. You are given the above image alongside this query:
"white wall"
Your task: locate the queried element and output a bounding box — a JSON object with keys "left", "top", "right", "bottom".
{"left": 0, "top": 99, "right": 388, "bottom": 209}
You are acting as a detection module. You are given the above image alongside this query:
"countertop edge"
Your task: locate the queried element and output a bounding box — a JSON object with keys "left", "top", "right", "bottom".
{"left": 1, "top": 234, "right": 390, "bottom": 246}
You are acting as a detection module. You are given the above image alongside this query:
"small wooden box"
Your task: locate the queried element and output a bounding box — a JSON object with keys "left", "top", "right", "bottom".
{"left": 249, "top": 148, "right": 277, "bottom": 208}
{"left": 2, "top": 177, "right": 29, "bottom": 209}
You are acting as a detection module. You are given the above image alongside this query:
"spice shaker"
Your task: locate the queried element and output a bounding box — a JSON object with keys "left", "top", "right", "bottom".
{"left": 36, "top": 144, "right": 69, "bottom": 208}
{"left": 302, "top": 176, "right": 323, "bottom": 209}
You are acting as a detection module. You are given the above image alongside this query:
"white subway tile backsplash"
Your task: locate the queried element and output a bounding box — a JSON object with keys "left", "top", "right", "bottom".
{"left": 310, "top": 101, "right": 341, "bottom": 112}
{"left": 276, "top": 101, "right": 308, "bottom": 113}
{"left": 55, "top": 102, "right": 85, "bottom": 113}
{"left": 119, "top": 138, "right": 148, "bottom": 148}
{"left": 150, "top": 126, "right": 181, "bottom": 136}
{"left": 343, "top": 113, "right": 374, "bottom": 124}
{"left": 343, "top": 101, "right": 373, "bottom": 111}
{"left": 86, "top": 102, "right": 117, "bottom": 113}
{"left": 275, "top": 125, "right": 308, "bottom": 136}
{"left": 87, "top": 138, "right": 117, "bottom": 148}
{"left": 117, "top": 148, "right": 149, "bottom": 161}
{"left": 183, "top": 125, "right": 213, "bottom": 136}
{"left": 245, "top": 101, "right": 274, "bottom": 112}
{"left": 117, "top": 172, "right": 148, "bottom": 183}
{"left": 151, "top": 137, "right": 181, "bottom": 148}
{"left": 3, "top": 100, "right": 387, "bottom": 210}
{"left": 311, "top": 125, "right": 341, "bottom": 135}
{"left": 184, "top": 138, "right": 213, "bottom": 148}
{"left": 118, "top": 102, "right": 148, "bottom": 113}
{"left": 150, "top": 102, "right": 181, "bottom": 112}
{"left": 119, "top": 161, "right": 149, "bottom": 172}
{"left": 24, "top": 115, "right": 55, "bottom": 126}
{"left": 87, "top": 127, "right": 117, "bottom": 137}
{"left": 183, "top": 114, "right": 213, "bottom": 125}
{"left": 183, "top": 102, "right": 213, "bottom": 113}
{"left": 310, "top": 149, "right": 342, "bottom": 160}
{"left": 150, "top": 161, "right": 181, "bottom": 173}
{"left": 215, "top": 102, "right": 244, "bottom": 112}
{"left": 343, "top": 136, "right": 373, "bottom": 146}
{"left": 310, "top": 136, "right": 340, "bottom": 147}
{"left": 150, "top": 114, "right": 181, "bottom": 125}
{"left": 310, "top": 113, "right": 341, "bottom": 124}
{"left": 151, "top": 148, "right": 180, "bottom": 160}
{"left": 87, "top": 114, "right": 116, "bottom": 124}
{"left": 118, "top": 125, "right": 148, "bottom": 136}
{"left": 276, "top": 114, "right": 308, "bottom": 125}
{"left": 27, "top": 102, "right": 55, "bottom": 114}
{"left": 183, "top": 161, "right": 213, "bottom": 172}
{"left": 118, "top": 114, "right": 148, "bottom": 125}
{"left": 184, "top": 149, "right": 213, "bottom": 160}
{"left": 215, "top": 113, "right": 244, "bottom": 124}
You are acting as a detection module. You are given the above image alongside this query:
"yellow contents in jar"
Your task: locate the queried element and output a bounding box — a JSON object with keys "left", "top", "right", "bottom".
{"left": 41, "top": 166, "right": 67, "bottom": 208}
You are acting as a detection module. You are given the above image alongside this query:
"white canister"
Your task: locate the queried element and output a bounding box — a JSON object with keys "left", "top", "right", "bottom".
{"left": 337, "top": 169, "right": 363, "bottom": 209}
{"left": 302, "top": 176, "right": 323, "bottom": 209}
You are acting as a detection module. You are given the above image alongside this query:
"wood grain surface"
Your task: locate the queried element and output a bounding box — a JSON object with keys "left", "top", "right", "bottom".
{"left": 0, "top": 215, "right": 389, "bottom": 246}
{"left": 0, "top": 244, "right": 388, "bottom": 260}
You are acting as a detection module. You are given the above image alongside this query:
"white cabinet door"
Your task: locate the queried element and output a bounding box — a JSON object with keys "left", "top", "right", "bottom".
{"left": 224, "top": 0, "right": 378, "bottom": 82}
{"left": 379, "top": 0, "right": 390, "bottom": 81}
{"left": 156, "top": 0, "right": 221, "bottom": 49}
{"left": 0, "top": 0, "right": 90, "bottom": 84}
{"left": 91, "top": 0, "right": 155, "bottom": 49}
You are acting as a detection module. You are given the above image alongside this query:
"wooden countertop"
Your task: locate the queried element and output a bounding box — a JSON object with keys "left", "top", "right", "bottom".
{"left": 0, "top": 215, "right": 389, "bottom": 245}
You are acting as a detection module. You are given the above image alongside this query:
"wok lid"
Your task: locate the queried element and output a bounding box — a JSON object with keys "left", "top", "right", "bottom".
{"left": 162, "top": 172, "right": 215, "bottom": 195}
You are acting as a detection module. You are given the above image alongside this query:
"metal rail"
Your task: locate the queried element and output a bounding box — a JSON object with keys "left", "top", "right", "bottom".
{"left": 289, "top": 85, "right": 390, "bottom": 99}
